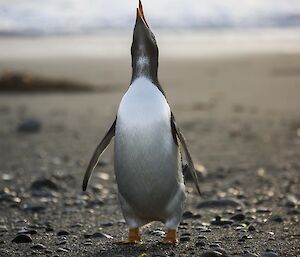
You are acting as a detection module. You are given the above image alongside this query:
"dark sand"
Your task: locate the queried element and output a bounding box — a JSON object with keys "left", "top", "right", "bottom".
{"left": 0, "top": 39, "right": 299, "bottom": 257}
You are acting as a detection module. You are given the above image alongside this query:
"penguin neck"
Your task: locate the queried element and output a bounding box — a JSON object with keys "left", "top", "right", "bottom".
{"left": 131, "top": 55, "right": 158, "bottom": 85}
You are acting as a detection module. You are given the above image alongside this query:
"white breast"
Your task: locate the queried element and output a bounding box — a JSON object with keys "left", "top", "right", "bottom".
{"left": 114, "top": 77, "right": 182, "bottom": 220}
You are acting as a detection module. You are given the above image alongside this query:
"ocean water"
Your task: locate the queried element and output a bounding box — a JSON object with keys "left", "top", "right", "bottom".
{"left": 0, "top": 0, "right": 300, "bottom": 36}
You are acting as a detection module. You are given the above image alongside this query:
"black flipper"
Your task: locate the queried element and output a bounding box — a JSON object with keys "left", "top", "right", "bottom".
{"left": 82, "top": 118, "right": 116, "bottom": 191}
{"left": 171, "top": 113, "right": 201, "bottom": 196}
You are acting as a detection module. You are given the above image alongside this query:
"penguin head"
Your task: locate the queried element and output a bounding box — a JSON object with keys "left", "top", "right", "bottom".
{"left": 131, "top": 0, "right": 159, "bottom": 84}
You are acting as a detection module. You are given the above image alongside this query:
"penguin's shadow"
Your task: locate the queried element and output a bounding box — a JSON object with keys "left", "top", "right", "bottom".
{"left": 85, "top": 242, "right": 176, "bottom": 257}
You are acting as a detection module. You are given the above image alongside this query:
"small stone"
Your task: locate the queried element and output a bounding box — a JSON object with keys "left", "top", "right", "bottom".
{"left": 200, "top": 251, "right": 223, "bottom": 257}
{"left": 211, "top": 216, "right": 233, "bottom": 226}
{"left": 31, "top": 244, "right": 46, "bottom": 250}
{"left": 256, "top": 207, "right": 271, "bottom": 213}
{"left": 23, "top": 204, "right": 46, "bottom": 212}
{"left": 248, "top": 225, "right": 256, "bottom": 231}
{"left": 57, "top": 247, "right": 69, "bottom": 253}
{"left": 198, "top": 198, "right": 244, "bottom": 209}
{"left": 0, "top": 226, "right": 8, "bottom": 232}
{"left": 230, "top": 213, "right": 246, "bottom": 221}
{"left": 259, "top": 252, "right": 278, "bottom": 257}
{"left": 182, "top": 210, "right": 194, "bottom": 219}
{"left": 269, "top": 215, "right": 283, "bottom": 222}
{"left": 180, "top": 235, "right": 190, "bottom": 242}
{"left": 285, "top": 195, "right": 298, "bottom": 208}
{"left": 17, "top": 229, "right": 37, "bottom": 235}
{"left": 99, "top": 221, "right": 114, "bottom": 227}
{"left": 149, "top": 230, "right": 165, "bottom": 236}
{"left": 17, "top": 118, "right": 41, "bottom": 133}
{"left": 57, "top": 230, "right": 70, "bottom": 236}
{"left": 195, "top": 226, "right": 211, "bottom": 232}
{"left": 30, "top": 177, "right": 58, "bottom": 191}
{"left": 90, "top": 232, "right": 113, "bottom": 239}
{"left": 12, "top": 234, "right": 32, "bottom": 243}
{"left": 2, "top": 174, "right": 13, "bottom": 181}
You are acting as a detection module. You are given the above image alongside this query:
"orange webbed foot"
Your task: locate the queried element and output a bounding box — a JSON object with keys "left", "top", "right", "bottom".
{"left": 161, "top": 229, "right": 177, "bottom": 244}
{"left": 118, "top": 228, "right": 142, "bottom": 244}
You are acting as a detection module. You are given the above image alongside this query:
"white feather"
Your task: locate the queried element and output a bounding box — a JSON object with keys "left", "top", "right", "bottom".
{"left": 114, "top": 77, "right": 185, "bottom": 229}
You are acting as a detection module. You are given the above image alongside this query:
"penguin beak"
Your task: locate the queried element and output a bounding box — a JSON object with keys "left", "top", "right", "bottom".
{"left": 136, "top": 0, "right": 149, "bottom": 29}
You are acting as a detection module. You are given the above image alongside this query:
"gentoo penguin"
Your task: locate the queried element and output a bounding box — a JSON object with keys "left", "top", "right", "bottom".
{"left": 82, "top": 0, "right": 201, "bottom": 244}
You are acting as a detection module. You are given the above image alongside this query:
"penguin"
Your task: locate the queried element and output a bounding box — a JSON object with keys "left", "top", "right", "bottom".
{"left": 82, "top": 0, "right": 201, "bottom": 244}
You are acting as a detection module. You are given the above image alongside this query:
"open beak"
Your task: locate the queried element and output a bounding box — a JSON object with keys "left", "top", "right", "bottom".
{"left": 137, "top": 0, "right": 149, "bottom": 28}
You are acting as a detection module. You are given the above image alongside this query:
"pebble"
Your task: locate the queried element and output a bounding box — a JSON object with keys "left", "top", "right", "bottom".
{"left": 256, "top": 207, "right": 271, "bottom": 213}
{"left": 0, "top": 225, "right": 8, "bottom": 232}
{"left": 230, "top": 213, "right": 246, "bottom": 221}
{"left": 17, "top": 118, "right": 41, "bottom": 133}
{"left": 180, "top": 235, "right": 190, "bottom": 242}
{"left": 17, "top": 229, "right": 37, "bottom": 235}
{"left": 248, "top": 225, "right": 256, "bottom": 231}
{"left": 285, "top": 195, "right": 298, "bottom": 208}
{"left": 23, "top": 204, "right": 47, "bottom": 212}
{"left": 259, "top": 252, "right": 278, "bottom": 257}
{"left": 57, "top": 230, "right": 70, "bottom": 236}
{"left": 195, "top": 226, "right": 212, "bottom": 232}
{"left": 57, "top": 247, "right": 69, "bottom": 253}
{"left": 211, "top": 216, "right": 233, "bottom": 226}
{"left": 197, "top": 198, "right": 244, "bottom": 209}
{"left": 12, "top": 234, "right": 32, "bottom": 243}
{"left": 30, "top": 177, "right": 58, "bottom": 191}
{"left": 31, "top": 244, "right": 46, "bottom": 250}
{"left": 84, "top": 232, "right": 113, "bottom": 239}
{"left": 269, "top": 215, "right": 283, "bottom": 222}
{"left": 200, "top": 251, "right": 223, "bottom": 257}
{"left": 149, "top": 230, "right": 165, "bottom": 236}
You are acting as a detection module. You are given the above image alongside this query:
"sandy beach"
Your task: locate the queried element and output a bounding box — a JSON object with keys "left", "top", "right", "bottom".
{"left": 0, "top": 32, "right": 299, "bottom": 257}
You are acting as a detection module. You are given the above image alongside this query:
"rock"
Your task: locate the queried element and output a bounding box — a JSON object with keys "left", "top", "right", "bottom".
{"left": 12, "top": 234, "right": 32, "bottom": 243}
{"left": 230, "top": 213, "right": 246, "bottom": 221}
{"left": 197, "top": 198, "right": 244, "bottom": 209}
{"left": 248, "top": 225, "right": 256, "bottom": 231}
{"left": 200, "top": 251, "right": 223, "bottom": 257}
{"left": 17, "top": 229, "right": 37, "bottom": 235}
{"left": 99, "top": 221, "right": 114, "bottom": 227}
{"left": 195, "top": 226, "right": 212, "bottom": 232}
{"left": 57, "top": 230, "right": 70, "bottom": 236}
{"left": 31, "top": 244, "right": 46, "bottom": 250}
{"left": 180, "top": 235, "right": 190, "bottom": 242}
{"left": 259, "top": 252, "right": 278, "bottom": 257}
{"left": 285, "top": 195, "right": 298, "bottom": 208}
{"left": 149, "top": 230, "right": 165, "bottom": 236}
{"left": 30, "top": 177, "right": 58, "bottom": 191}
{"left": 57, "top": 248, "right": 69, "bottom": 253}
{"left": 269, "top": 215, "right": 283, "bottom": 222}
{"left": 17, "top": 118, "right": 41, "bottom": 133}
{"left": 211, "top": 216, "right": 233, "bottom": 226}
{"left": 0, "top": 225, "right": 8, "bottom": 232}
{"left": 256, "top": 207, "right": 271, "bottom": 213}
{"left": 23, "top": 204, "right": 47, "bottom": 212}
{"left": 1, "top": 174, "right": 13, "bottom": 182}
{"left": 85, "top": 232, "right": 113, "bottom": 239}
